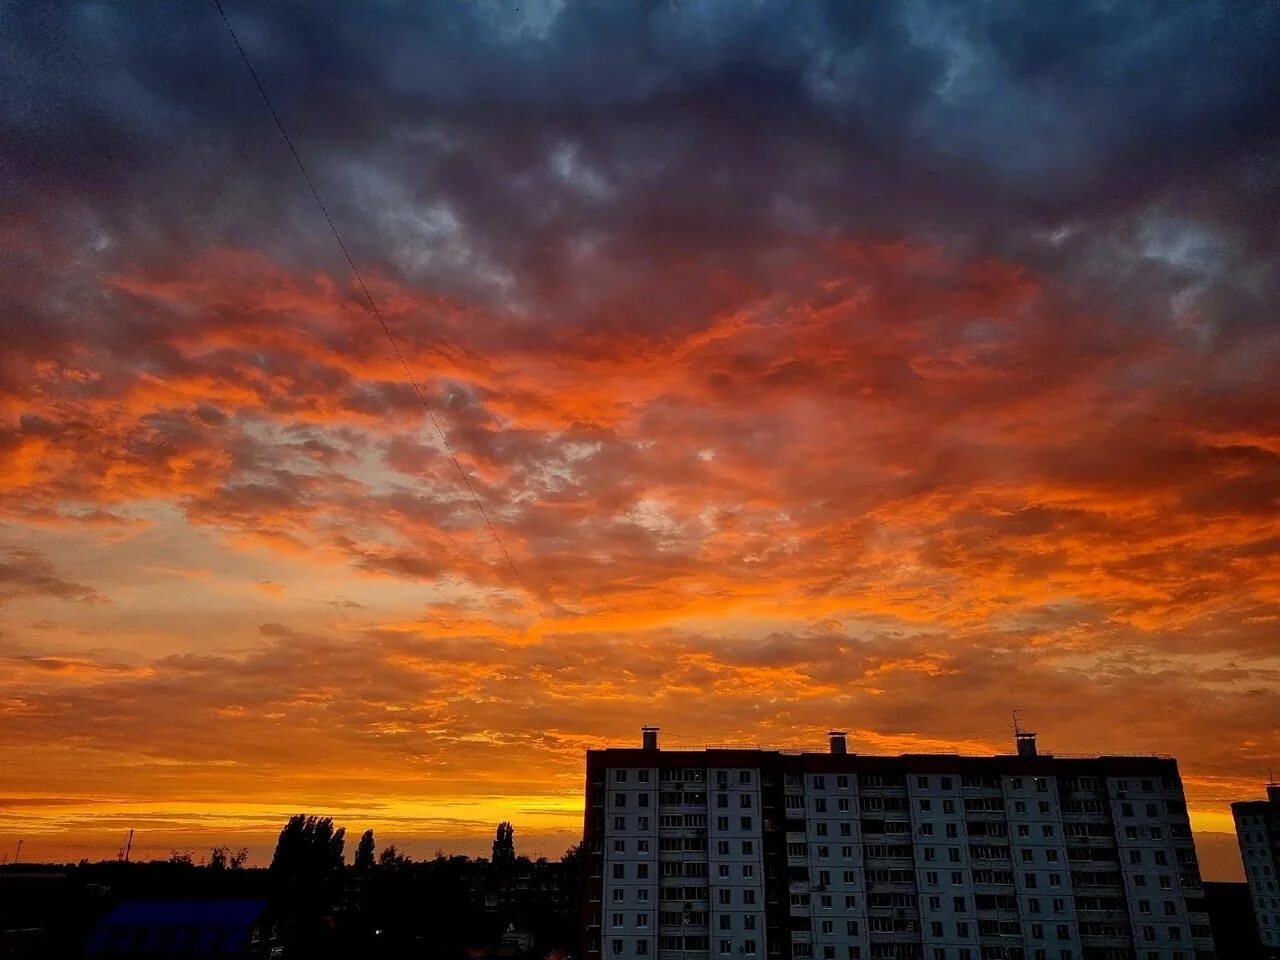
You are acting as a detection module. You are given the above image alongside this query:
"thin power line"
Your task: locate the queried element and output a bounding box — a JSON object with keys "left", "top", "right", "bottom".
{"left": 211, "top": 0, "right": 583, "bottom": 683}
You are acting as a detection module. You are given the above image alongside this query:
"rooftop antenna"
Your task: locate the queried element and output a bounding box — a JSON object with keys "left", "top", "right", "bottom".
{"left": 118, "top": 829, "right": 134, "bottom": 863}
{"left": 13, "top": 839, "right": 23, "bottom": 863}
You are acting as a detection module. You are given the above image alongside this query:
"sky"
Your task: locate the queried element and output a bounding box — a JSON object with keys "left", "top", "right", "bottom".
{"left": 2, "top": 1, "right": 1279, "bottom": 877}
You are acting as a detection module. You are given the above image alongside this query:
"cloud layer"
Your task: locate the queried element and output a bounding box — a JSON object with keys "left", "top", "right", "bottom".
{"left": 2, "top": 1, "right": 1278, "bottom": 873}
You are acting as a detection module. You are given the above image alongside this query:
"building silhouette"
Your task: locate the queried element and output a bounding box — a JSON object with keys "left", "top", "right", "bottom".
{"left": 1231, "top": 780, "right": 1280, "bottom": 959}
{"left": 582, "top": 728, "right": 1214, "bottom": 960}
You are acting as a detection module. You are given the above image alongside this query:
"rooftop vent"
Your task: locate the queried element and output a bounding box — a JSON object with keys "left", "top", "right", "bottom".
{"left": 641, "top": 726, "right": 660, "bottom": 751}
{"left": 828, "top": 731, "right": 848, "bottom": 755}
{"left": 1015, "top": 730, "right": 1038, "bottom": 757}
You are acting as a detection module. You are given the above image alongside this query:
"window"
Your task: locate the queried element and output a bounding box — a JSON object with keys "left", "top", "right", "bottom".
{"left": 612, "top": 889, "right": 625, "bottom": 902}
{"left": 614, "top": 816, "right": 626, "bottom": 830}
{"left": 717, "top": 793, "right": 729, "bottom": 808}
{"left": 742, "top": 840, "right": 753, "bottom": 855}
{"left": 720, "top": 940, "right": 732, "bottom": 955}
{"left": 741, "top": 816, "right": 753, "bottom": 830}
{"left": 638, "top": 840, "right": 649, "bottom": 853}
{"left": 741, "top": 794, "right": 753, "bottom": 809}
{"left": 613, "top": 864, "right": 625, "bottom": 879}
{"left": 718, "top": 865, "right": 730, "bottom": 878}
{"left": 616, "top": 770, "right": 628, "bottom": 783}
{"left": 615, "top": 793, "right": 627, "bottom": 807}
{"left": 739, "top": 770, "right": 752, "bottom": 784}
{"left": 639, "top": 770, "right": 650, "bottom": 782}
{"left": 720, "top": 915, "right": 731, "bottom": 931}
{"left": 614, "top": 840, "right": 626, "bottom": 853}
{"left": 612, "top": 913, "right": 624, "bottom": 927}
{"left": 815, "top": 798, "right": 828, "bottom": 813}
{"left": 637, "top": 941, "right": 648, "bottom": 955}
{"left": 718, "top": 840, "right": 730, "bottom": 855}
{"left": 743, "top": 890, "right": 756, "bottom": 904}
{"left": 744, "top": 941, "right": 757, "bottom": 955}
{"left": 920, "top": 799, "right": 933, "bottom": 812}
{"left": 954, "top": 897, "right": 966, "bottom": 911}
{"left": 611, "top": 940, "right": 623, "bottom": 955}
{"left": 745, "top": 915, "right": 756, "bottom": 930}
{"left": 718, "top": 890, "right": 731, "bottom": 905}
{"left": 743, "top": 863, "right": 754, "bottom": 878}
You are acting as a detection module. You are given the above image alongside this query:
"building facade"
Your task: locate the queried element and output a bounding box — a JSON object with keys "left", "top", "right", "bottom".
{"left": 582, "top": 729, "right": 1214, "bottom": 960}
{"left": 1231, "top": 781, "right": 1280, "bottom": 958}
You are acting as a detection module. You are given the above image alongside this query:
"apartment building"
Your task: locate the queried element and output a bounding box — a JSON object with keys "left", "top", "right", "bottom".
{"left": 582, "top": 728, "right": 1214, "bottom": 960}
{"left": 1231, "top": 780, "right": 1280, "bottom": 958}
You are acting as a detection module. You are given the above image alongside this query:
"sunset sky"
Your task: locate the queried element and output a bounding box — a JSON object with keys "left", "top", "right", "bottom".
{"left": 3, "top": 2, "right": 1279, "bottom": 877}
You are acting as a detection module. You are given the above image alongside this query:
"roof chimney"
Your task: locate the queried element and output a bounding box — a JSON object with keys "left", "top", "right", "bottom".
{"left": 1015, "top": 730, "right": 1038, "bottom": 757}
{"left": 1267, "top": 781, "right": 1280, "bottom": 804}
{"left": 828, "top": 731, "right": 847, "bottom": 755}
{"left": 641, "top": 726, "right": 660, "bottom": 751}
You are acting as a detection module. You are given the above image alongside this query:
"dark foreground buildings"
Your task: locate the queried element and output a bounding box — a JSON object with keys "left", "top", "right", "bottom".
{"left": 583, "top": 728, "right": 1214, "bottom": 960}
{"left": 1232, "top": 780, "right": 1280, "bottom": 959}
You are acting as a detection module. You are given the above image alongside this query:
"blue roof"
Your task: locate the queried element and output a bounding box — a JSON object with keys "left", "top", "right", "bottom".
{"left": 86, "top": 899, "right": 269, "bottom": 955}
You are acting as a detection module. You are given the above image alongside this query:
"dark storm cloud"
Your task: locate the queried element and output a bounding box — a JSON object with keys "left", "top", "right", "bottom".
{"left": 4, "top": 1, "right": 1278, "bottom": 307}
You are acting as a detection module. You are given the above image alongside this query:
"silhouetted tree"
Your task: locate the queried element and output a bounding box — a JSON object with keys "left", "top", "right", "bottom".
{"left": 269, "top": 814, "right": 346, "bottom": 955}
{"left": 378, "top": 844, "right": 411, "bottom": 868}
{"left": 270, "top": 814, "right": 346, "bottom": 883}
{"left": 210, "top": 845, "right": 249, "bottom": 871}
{"left": 492, "top": 821, "right": 516, "bottom": 868}
{"left": 353, "top": 829, "right": 376, "bottom": 872}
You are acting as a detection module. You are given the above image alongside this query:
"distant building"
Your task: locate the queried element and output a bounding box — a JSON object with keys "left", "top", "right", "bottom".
{"left": 582, "top": 727, "right": 1215, "bottom": 960}
{"left": 85, "top": 899, "right": 276, "bottom": 957}
{"left": 1202, "top": 881, "right": 1265, "bottom": 959}
{"left": 1232, "top": 781, "right": 1280, "bottom": 959}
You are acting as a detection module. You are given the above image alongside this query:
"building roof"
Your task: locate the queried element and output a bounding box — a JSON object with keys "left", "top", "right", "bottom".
{"left": 95, "top": 898, "right": 268, "bottom": 927}
{"left": 86, "top": 898, "right": 268, "bottom": 955}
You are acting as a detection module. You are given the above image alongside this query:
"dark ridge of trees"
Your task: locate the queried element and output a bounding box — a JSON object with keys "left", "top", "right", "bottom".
{"left": 0, "top": 818, "right": 582, "bottom": 959}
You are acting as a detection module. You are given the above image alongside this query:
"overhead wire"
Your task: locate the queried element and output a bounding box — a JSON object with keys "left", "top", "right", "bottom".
{"left": 210, "top": 0, "right": 585, "bottom": 684}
